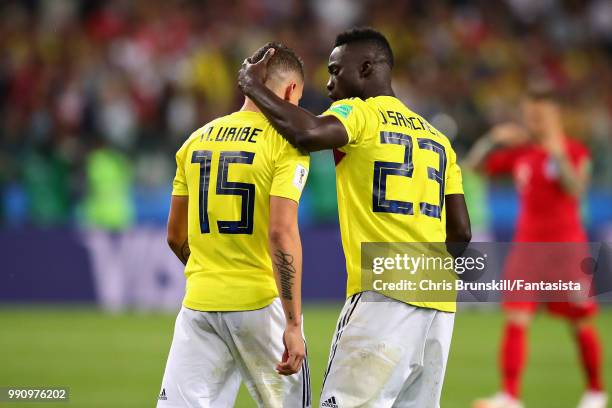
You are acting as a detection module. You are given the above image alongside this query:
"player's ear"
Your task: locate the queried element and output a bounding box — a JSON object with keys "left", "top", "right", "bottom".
{"left": 283, "top": 81, "right": 297, "bottom": 102}
{"left": 361, "top": 60, "right": 373, "bottom": 78}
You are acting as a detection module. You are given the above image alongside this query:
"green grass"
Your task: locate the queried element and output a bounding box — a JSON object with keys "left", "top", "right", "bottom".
{"left": 0, "top": 305, "right": 610, "bottom": 407}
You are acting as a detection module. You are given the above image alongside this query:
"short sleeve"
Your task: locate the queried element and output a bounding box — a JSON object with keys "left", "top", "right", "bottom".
{"left": 445, "top": 146, "right": 464, "bottom": 195}
{"left": 567, "top": 140, "right": 590, "bottom": 169}
{"left": 172, "top": 146, "right": 189, "bottom": 196}
{"left": 322, "top": 98, "right": 370, "bottom": 148}
{"left": 270, "top": 142, "right": 310, "bottom": 203}
{"left": 485, "top": 147, "right": 523, "bottom": 176}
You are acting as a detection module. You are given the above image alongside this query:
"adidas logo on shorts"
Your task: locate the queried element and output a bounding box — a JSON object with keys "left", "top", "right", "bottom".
{"left": 158, "top": 388, "right": 168, "bottom": 401}
{"left": 321, "top": 396, "right": 338, "bottom": 408}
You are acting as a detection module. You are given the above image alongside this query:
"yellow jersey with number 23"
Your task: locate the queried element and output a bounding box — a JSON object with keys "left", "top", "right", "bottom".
{"left": 323, "top": 96, "right": 463, "bottom": 313}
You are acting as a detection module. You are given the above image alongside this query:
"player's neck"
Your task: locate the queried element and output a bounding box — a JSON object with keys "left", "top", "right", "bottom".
{"left": 240, "top": 98, "right": 262, "bottom": 114}
{"left": 362, "top": 82, "right": 395, "bottom": 99}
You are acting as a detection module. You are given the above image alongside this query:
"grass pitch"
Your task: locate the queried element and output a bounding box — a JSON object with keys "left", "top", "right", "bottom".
{"left": 0, "top": 305, "right": 610, "bottom": 407}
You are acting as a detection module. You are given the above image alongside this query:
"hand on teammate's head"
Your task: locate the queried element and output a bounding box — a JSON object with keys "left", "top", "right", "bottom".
{"left": 238, "top": 48, "right": 275, "bottom": 93}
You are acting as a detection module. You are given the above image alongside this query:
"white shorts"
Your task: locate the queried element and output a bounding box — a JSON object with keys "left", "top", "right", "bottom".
{"left": 158, "top": 300, "right": 311, "bottom": 408}
{"left": 320, "top": 291, "right": 454, "bottom": 408}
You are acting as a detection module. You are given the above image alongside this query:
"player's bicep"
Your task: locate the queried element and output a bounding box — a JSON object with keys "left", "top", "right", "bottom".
{"left": 304, "top": 115, "right": 349, "bottom": 151}
{"left": 578, "top": 157, "right": 591, "bottom": 182}
{"left": 575, "top": 158, "right": 591, "bottom": 196}
{"left": 445, "top": 194, "right": 471, "bottom": 256}
{"left": 167, "top": 195, "right": 188, "bottom": 247}
{"left": 269, "top": 196, "right": 299, "bottom": 241}
{"left": 321, "top": 99, "right": 369, "bottom": 150}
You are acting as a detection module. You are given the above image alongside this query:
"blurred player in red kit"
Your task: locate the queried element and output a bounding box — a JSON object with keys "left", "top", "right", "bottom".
{"left": 467, "top": 87, "right": 607, "bottom": 408}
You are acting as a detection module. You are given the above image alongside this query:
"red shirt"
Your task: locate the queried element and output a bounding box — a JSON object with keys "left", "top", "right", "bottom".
{"left": 486, "top": 138, "right": 589, "bottom": 242}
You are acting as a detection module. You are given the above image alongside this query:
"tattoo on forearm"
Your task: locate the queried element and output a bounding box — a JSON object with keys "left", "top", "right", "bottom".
{"left": 180, "top": 240, "right": 191, "bottom": 265}
{"left": 274, "top": 250, "right": 296, "bottom": 301}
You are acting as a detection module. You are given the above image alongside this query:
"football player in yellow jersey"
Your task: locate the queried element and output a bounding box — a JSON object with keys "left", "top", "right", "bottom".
{"left": 239, "top": 28, "right": 471, "bottom": 407}
{"left": 158, "top": 43, "right": 311, "bottom": 408}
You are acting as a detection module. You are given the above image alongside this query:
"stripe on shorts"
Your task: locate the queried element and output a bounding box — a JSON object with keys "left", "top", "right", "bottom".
{"left": 301, "top": 360, "right": 306, "bottom": 408}
{"left": 302, "top": 343, "right": 312, "bottom": 407}
{"left": 305, "top": 344, "right": 311, "bottom": 407}
{"left": 322, "top": 292, "right": 362, "bottom": 388}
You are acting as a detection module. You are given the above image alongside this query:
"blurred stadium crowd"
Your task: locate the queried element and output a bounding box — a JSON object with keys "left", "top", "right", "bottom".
{"left": 1, "top": 0, "right": 611, "bottom": 231}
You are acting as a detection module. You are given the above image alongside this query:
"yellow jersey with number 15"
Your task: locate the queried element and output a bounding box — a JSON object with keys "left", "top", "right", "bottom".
{"left": 172, "top": 110, "right": 309, "bottom": 312}
{"left": 323, "top": 96, "right": 464, "bottom": 313}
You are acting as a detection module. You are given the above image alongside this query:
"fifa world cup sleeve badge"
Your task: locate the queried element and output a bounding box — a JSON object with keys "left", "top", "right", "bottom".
{"left": 293, "top": 164, "right": 308, "bottom": 191}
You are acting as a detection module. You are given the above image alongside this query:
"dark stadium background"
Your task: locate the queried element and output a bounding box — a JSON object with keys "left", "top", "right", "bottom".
{"left": 0, "top": 0, "right": 611, "bottom": 407}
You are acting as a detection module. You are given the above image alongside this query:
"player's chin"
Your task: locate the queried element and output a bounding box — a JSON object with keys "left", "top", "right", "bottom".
{"left": 328, "top": 92, "right": 340, "bottom": 101}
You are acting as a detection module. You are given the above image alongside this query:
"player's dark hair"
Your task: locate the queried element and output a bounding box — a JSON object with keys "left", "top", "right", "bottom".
{"left": 250, "top": 42, "right": 304, "bottom": 81}
{"left": 526, "top": 82, "right": 561, "bottom": 103}
{"left": 334, "top": 27, "right": 394, "bottom": 68}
